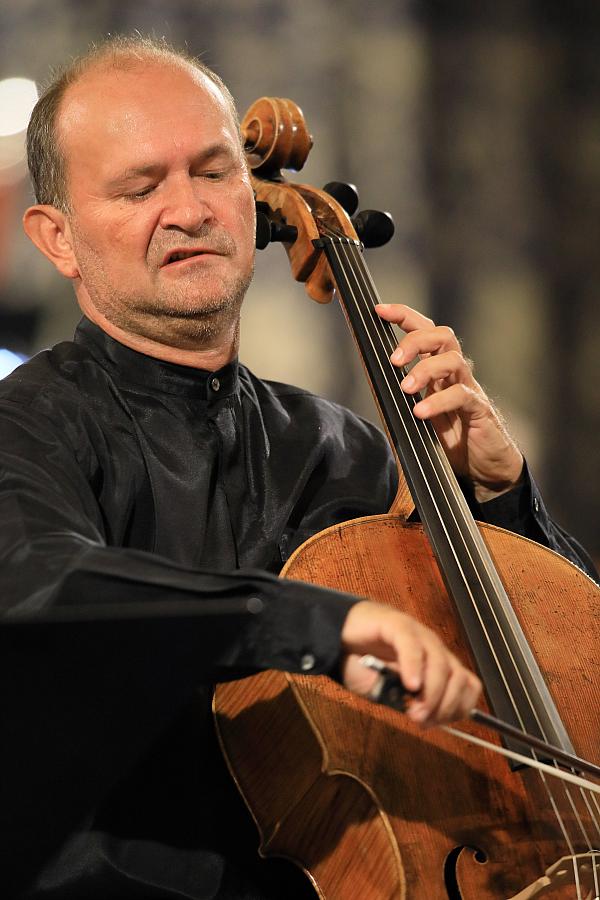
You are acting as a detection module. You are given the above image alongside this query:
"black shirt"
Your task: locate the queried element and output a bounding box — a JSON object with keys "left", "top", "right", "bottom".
{"left": 1, "top": 318, "right": 595, "bottom": 898}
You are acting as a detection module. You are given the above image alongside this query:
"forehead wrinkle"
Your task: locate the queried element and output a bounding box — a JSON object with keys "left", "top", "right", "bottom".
{"left": 56, "top": 61, "right": 243, "bottom": 203}
{"left": 106, "top": 142, "right": 239, "bottom": 188}
{"left": 61, "top": 60, "right": 234, "bottom": 133}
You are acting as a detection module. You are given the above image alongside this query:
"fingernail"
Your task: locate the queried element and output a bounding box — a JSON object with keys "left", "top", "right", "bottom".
{"left": 401, "top": 374, "right": 415, "bottom": 390}
{"left": 391, "top": 349, "right": 404, "bottom": 364}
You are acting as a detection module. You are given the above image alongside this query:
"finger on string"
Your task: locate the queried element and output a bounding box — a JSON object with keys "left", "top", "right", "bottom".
{"left": 400, "top": 351, "right": 474, "bottom": 394}
{"left": 413, "top": 383, "right": 486, "bottom": 420}
{"left": 390, "top": 326, "right": 462, "bottom": 366}
{"left": 375, "top": 303, "right": 435, "bottom": 333}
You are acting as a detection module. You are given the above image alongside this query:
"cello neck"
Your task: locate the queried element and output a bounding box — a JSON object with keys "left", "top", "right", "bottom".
{"left": 317, "top": 229, "right": 574, "bottom": 757}
{"left": 240, "top": 90, "right": 573, "bottom": 758}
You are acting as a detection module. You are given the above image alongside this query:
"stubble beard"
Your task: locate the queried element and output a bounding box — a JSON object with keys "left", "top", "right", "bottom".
{"left": 131, "top": 266, "right": 254, "bottom": 346}
{"left": 71, "top": 226, "right": 254, "bottom": 349}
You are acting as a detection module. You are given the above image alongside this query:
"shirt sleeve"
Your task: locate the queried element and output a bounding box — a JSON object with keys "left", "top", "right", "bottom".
{"left": 0, "top": 400, "right": 356, "bottom": 681}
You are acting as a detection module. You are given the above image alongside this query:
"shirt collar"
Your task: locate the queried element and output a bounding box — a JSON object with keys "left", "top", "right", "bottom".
{"left": 73, "top": 317, "right": 239, "bottom": 401}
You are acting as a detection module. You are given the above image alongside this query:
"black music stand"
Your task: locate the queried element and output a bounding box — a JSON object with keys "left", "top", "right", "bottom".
{"left": 0, "top": 599, "right": 259, "bottom": 896}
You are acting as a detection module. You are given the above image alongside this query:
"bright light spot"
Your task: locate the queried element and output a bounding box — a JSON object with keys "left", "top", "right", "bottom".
{"left": 0, "top": 78, "right": 38, "bottom": 137}
{"left": 0, "top": 349, "right": 26, "bottom": 378}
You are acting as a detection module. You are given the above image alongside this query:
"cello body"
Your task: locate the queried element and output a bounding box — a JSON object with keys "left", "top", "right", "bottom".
{"left": 215, "top": 95, "right": 600, "bottom": 899}
{"left": 215, "top": 518, "right": 600, "bottom": 899}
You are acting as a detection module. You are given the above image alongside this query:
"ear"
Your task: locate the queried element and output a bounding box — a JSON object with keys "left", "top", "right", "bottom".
{"left": 22, "top": 204, "right": 80, "bottom": 279}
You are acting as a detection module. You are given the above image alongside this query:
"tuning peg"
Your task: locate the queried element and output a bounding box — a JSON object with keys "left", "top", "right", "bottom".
{"left": 255, "top": 205, "right": 298, "bottom": 250}
{"left": 270, "top": 222, "right": 298, "bottom": 243}
{"left": 322, "top": 181, "right": 359, "bottom": 216}
{"left": 352, "top": 209, "right": 395, "bottom": 248}
{"left": 255, "top": 210, "right": 272, "bottom": 250}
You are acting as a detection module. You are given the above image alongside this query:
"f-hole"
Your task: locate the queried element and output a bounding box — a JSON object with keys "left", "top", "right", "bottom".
{"left": 444, "top": 844, "right": 488, "bottom": 898}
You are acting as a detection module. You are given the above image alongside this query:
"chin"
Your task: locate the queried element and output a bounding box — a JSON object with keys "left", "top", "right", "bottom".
{"left": 161, "top": 278, "right": 247, "bottom": 314}
{"left": 161, "top": 298, "right": 235, "bottom": 321}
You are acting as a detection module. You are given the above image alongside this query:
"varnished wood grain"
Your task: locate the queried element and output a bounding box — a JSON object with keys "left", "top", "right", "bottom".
{"left": 215, "top": 517, "right": 600, "bottom": 899}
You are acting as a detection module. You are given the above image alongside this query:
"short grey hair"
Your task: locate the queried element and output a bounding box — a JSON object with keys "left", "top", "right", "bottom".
{"left": 26, "top": 35, "right": 240, "bottom": 212}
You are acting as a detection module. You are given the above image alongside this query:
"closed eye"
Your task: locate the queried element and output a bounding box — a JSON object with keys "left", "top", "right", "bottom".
{"left": 198, "top": 170, "right": 227, "bottom": 181}
{"left": 124, "top": 185, "right": 156, "bottom": 201}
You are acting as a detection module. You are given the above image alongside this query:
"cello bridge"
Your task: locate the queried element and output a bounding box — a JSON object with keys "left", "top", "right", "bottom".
{"left": 508, "top": 851, "right": 600, "bottom": 899}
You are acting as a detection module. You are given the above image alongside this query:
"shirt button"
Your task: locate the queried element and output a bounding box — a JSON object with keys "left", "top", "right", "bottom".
{"left": 533, "top": 497, "right": 540, "bottom": 514}
{"left": 300, "top": 653, "right": 316, "bottom": 672}
{"left": 246, "top": 596, "right": 264, "bottom": 614}
{"left": 210, "top": 377, "right": 220, "bottom": 392}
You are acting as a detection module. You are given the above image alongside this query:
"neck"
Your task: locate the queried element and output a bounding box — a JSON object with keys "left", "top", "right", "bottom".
{"left": 80, "top": 305, "right": 239, "bottom": 371}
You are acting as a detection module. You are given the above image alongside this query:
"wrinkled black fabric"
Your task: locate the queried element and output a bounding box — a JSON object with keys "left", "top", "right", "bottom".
{"left": 0, "top": 317, "right": 595, "bottom": 899}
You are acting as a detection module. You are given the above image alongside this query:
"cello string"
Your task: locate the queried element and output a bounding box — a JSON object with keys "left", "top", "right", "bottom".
{"left": 337, "top": 234, "right": 591, "bottom": 730}
{"left": 321, "top": 229, "right": 595, "bottom": 868}
{"left": 442, "top": 725, "right": 600, "bottom": 796}
{"left": 330, "top": 229, "right": 554, "bottom": 731}
{"left": 337, "top": 235, "right": 600, "bottom": 864}
{"left": 469, "top": 711, "right": 600, "bottom": 860}
{"left": 334, "top": 231, "right": 560, "bottom": 724}
{"left": 469, "top": 709, "right": 600, "bottom": 779}
{"left": 330, "top": 232, "right": 551, "bottom": 726}
{"left": 585, "top": 790, "right": 600, "bottom": 843}
{"left": 337, "top": 234, "right": 600, "bottom": 879}
{"left": 341, "top": 236, "right": 600, "bottom": 868}
{"left": 331, "top": 241, "right": 600, "bottom": 894}
{"left": 578, "top": 790, "right": 600, "bottom": 897}
{"left": 444, "top": 721, "right": 595, "bottom": 876}
{"left": 337, "top": 235, "right": 600, "bottom": 859}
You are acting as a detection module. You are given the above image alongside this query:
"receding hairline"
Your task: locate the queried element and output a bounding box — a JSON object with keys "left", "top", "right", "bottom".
{"left": 27, "top": 38, "right": 242, "bottom": 210}
{"left": 55, "top": 37, "right": 237, "bottom": 105}
{"left": 56, "top": 50, "right": 240, "bottom": 141}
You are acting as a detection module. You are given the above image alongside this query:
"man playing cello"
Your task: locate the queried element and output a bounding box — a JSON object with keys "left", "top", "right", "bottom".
{"left": 2, "top": 35, "right": 596, "bottom": 899}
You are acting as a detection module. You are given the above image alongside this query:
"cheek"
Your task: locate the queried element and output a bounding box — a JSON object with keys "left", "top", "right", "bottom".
{"left": 232, "top": 199, "right": 257, "bottom": 259}
{"left": 108, "top": 208, "right": 156, "bottom": 258}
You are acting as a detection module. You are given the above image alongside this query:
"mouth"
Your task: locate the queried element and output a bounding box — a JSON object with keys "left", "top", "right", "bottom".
{"left": 160, "top": 248, "right": 220, "bottom": 268}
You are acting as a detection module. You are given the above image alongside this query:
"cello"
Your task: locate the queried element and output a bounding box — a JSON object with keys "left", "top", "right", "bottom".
{"left": 214, "top": 97, "right": 600, "bottom": 899}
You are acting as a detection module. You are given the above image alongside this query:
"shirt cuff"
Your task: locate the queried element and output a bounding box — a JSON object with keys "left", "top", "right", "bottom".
{"left": 474, "top": 459, "right": 548, "bottom": 541}
{"left": 39, "top": 545, "right": 357, "bottom": 683}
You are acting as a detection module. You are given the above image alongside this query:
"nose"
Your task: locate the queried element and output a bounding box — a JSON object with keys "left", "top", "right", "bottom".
{"left": 158, "top": 175, "right": 214, "bottom": 233}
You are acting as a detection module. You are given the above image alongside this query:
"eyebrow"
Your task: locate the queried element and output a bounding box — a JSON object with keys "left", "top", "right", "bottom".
{"left": 106, "top": 143, "right": 239, "bottom": 190}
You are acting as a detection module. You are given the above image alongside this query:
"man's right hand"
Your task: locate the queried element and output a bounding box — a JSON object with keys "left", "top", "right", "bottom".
{"left": 340, "top": 600, "right": 481, "bottom": 726}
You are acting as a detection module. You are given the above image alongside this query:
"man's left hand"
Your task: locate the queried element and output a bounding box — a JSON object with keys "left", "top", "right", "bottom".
{"left": 376, "top": 303, "right": 523, "bottom": 503}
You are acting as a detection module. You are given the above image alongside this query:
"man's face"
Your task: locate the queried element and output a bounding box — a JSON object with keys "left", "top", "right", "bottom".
{"left": 58, "top": 61, "right": 256, "bottom": 348}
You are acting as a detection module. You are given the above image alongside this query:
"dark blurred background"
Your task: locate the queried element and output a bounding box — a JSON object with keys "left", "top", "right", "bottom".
{"left": 1, "top": 0, "right": 598, "bottom": 564}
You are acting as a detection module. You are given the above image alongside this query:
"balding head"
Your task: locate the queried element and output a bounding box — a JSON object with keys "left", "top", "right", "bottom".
{"left": 22, "top": 43, "right": 256, "bottom": 368}
{"left": 26, "top": 35, "right": 239, "bottom": 212}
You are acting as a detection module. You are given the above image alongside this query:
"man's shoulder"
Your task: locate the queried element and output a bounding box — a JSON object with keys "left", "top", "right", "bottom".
{"left": 0, "top": 339, "right": 94, "bottom": 408}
